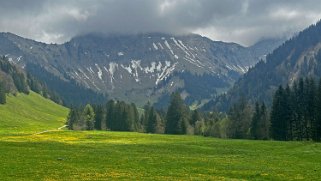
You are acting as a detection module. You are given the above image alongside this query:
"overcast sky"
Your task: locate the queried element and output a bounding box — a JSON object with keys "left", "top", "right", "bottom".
{"left": 0, "top": 0, "right": 321, "bottom": 46}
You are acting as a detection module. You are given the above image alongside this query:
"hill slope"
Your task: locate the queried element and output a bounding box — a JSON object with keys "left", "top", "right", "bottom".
{"left": 0, "top": 91, "right": 69, "bottom": 133}
{"left": 204, "top": 20, "right": 321, "bottom": 111}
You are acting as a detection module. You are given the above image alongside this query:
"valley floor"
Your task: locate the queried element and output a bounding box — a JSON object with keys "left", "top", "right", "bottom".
{"left": 0, "top": 131, "right": 320, "bottom": 180}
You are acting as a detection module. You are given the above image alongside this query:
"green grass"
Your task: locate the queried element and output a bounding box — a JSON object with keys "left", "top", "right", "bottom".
{"left": 0, "top": 92, "right": 320, "bottom": 180}
{"left": 0, "top": 92, "right": 69, "bottom": 134}
{"left": 0, "top": 131, "right": 320, "bottom": 180}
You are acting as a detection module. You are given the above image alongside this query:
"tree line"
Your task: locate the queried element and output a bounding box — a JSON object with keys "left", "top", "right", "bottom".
{"left": 270, "top": 77, "right": 321, "bottom": 141}
{"left": 67, "top": 92, "right": 206, "bottom": 134}
{"left": 67, "top": 100, "right": 141, "bottom": 131}
{"left": 66, "top": 78, "right": 321, "bottom": 142}
{"left": 225, "top": 77, "right": 321, "bottom": 141}
{"left": 66, "top": 92, "right": 259, "bottom": 138}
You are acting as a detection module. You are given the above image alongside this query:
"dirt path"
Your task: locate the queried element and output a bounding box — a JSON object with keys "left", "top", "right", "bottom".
{"left": 33, "top": 125, "right": 67, "bottom": 135}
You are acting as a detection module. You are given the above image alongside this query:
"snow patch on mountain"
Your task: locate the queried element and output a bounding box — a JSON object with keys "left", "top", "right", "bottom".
{"left": 164, "top": 40, "right": 174, "bottom": 55}
{"left": 108, "top": 62, "right": 118, "bottom": 85}
{"left": 131, "top": 60, "right": 143, "bottom": 82}
{"left": 121, "top": 64, "right": 132, "bottom": 74}
{"left": 155, "top": 61, "right": 177, "bottom": 85}
{"left": 95, "top": 64, "right": 103, "bottom": 80}
{"left": 153, "top": 42, "right": 158, "bottom": 50}
{"left": 156, "top": 62, "right": 162, "bottom": 71}
{"left": 78, "top": 68, "right": 90, "bottom": 80}
{"left": 171, "top": 37, "right": 190, "bottom": 56}
{"left": 178, "top": 40, "right": 189, "bottom": 51}
{"left": 158, "top": 42, "right": 164, "bottom": 49}
{"left": 144, "top": 61, "right": 157, "bottom": 73}
{"left": 17, "top": 56, "right": 22, "bottom": 62}
{"left": 89, "top": 67, "right": 95, "bottom": 74}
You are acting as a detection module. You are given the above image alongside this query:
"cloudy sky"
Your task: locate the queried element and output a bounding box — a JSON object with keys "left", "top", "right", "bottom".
{"left": 0, "top": 0, "right": 321, "bottom": 46}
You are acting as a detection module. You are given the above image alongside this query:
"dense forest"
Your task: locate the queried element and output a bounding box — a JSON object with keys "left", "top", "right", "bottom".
{"left": 67, "top": 77, "right": 321, "bottom": 142}
{"left": 67, "top": 92, "right": 219, "bottom": 135}
{"left": 270, "top": 78, "right": 321, "bottom": 141}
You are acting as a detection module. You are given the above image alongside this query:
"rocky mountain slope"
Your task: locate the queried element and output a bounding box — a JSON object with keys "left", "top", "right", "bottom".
{"left": 203, "top": 20, "right": 321, "bottom": 111}
{"left": 0, "top": 32, "right": 283, "bottom": 106}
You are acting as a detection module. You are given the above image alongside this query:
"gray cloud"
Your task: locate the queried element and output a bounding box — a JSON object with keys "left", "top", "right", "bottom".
{"left": 0, "top": 0, "right": 320, "bottom": 46}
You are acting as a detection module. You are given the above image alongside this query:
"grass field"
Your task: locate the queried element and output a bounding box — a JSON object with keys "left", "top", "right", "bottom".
{"left": 1, "top": 131, "right": 321, "bottom": 180}
{"left": 0, "top": 92, "right": 69, "bottom": 134}
{"left": 1, "top": 93, "right": 321, "bottom": 180}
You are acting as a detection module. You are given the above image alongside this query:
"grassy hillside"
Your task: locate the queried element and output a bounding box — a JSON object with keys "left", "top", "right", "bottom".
{"left": 0, "top": 92, "right": 69, "bottom": 134}
{"left": 0, "top": 131, "right": 320, "bottom": 180}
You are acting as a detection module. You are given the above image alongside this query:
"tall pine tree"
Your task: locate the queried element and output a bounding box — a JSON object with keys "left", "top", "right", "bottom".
{"left": 83, "top": 104, "right": 95, "bottom": 130}
{"left": 165, "top": 92, "right": 189, "bottom": 134}
{"left": 227, "top": 96, "right": 252, "bottom": 139}
{"left": 0, "top": 81, "right": 6, "bottom": 104}
{"left": 314, "top": 78, "right": 321, "bottom": 141}
{"left": 270, "top": 86, "right": 290, "bottom": 140}
{"left": 93, "top": 105, "right": 106, "bottom": 130}
{"left": 251, "top": 102, "right": 269, "bottom": 140}
{"left": 251, "top": 102, "right": 260, "bottom": 139}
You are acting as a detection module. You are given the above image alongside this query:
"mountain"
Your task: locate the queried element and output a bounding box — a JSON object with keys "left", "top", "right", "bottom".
{"left": 0, "top": 32, "right": 283, "bottom": 107}
{"left": 204, "top": 20, "right": 321, "bottom": 111}
{"left": 248, "top": 37, "right": 287, "bottom": 61}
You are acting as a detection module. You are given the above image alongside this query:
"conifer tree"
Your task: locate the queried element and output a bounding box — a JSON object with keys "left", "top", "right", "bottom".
{"left": 93, "top": 105, "right": 106, "bottom": 130}
{"left": 251, "top": 102, "right": 260, "bottom": 139}
{"left": 260, "top": 103, "right": 270, "bottom": 140}
{"left": 314, "top": 78, "right": 321, "bottom": 141}
{"left": 130, "top": 103, "right": 140, "bottom": 131}
{"left": 191, "top": 110, "right": 202, "bottom": 126}
{"left": 165, "top": 92, "right": 189, "bottom": 134}
{"left": 227, "top": 96, "right": 252, "bottom": 139}
{"left": 106, "top": 100, "right": 115, "bottom": 130}
{"left": 83, "top": 104, "right": 95, "bottom": 130}
{"left": 0, "top": 81, "right": 6, "bottom": 104}
{"left": 270, "top": 86, "right": 289, "bottom": 140}
{"left": 284, "top": 85, "right": 294, "bottom": 140}
{"left": 305, "top": 78, "right": 316, "bottom": 140}
{"left": 146, "top": 107, "right": 164, "bottom": 133}
{"left": 66, "top": 108, "right": 81, "bottom": 130}
{"left": 143, "top": 102, "right": 152, "bottom": 131}
{"left": 251, "top": 102, "right": 269, "bottom": 140}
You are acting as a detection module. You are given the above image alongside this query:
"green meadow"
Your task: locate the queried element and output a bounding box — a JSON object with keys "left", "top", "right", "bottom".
{"left": 1, "top": 93, "right": 321, "bottom": 180}
{"left": 0, "top": 92, "right": 68, "bottom": 134}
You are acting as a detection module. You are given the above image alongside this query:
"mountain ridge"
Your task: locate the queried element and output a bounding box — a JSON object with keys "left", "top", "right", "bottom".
{"left": 0, "top": 32, "right": 284, "bottom": 106}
